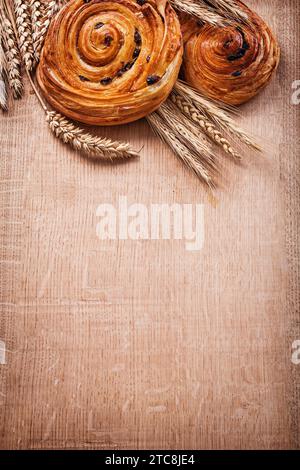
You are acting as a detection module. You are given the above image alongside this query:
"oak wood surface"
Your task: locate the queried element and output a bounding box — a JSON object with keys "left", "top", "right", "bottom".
{"left": 0, "top": 0, "right": 299, "bottom": 449}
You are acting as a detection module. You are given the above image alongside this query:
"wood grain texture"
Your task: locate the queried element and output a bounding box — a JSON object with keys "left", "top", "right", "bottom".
{"left": 0, "top": 0, "right": 299, "bottom": 450}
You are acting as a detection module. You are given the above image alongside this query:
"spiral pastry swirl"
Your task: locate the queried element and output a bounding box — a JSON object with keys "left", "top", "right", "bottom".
{"left": 180, "top": 1, "right": 280, "bottom": 105}
{"left": 37, "top": 0, "right": 183, "bottom": 125}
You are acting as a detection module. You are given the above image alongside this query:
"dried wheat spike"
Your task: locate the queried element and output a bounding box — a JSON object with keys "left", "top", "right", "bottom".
{"left": 170, "top": 0, "right": 227, "bottom": 26}
{"left": 157, "top": 100, "right": 218, "bottom": 173}
{"left": 46, "top": 111, "right": 139, "bottom": 160}
{"left": 0, "top": 10, "right": 23, "bottom": 99}
{"left": 203, "top": 0, "right": 249, "bottom": 22}
{"left": 13, "top": 0, "right": 35, "bottom": 70}
{"left": 33, "top": 1, "right": 59, "bottom": 61}
{"left": 30, "top": 0, "right": 44, "bottom": 26}
{"left": 0, "top": 31, "right": 8, "bottom": 111}
{"left": 174, "top": 81, "right": 261, "bottom": 151}
{"left": 171, "top": 92, "right": 241, "bottom": 160}
{"left": 30, "top": 0, "right": 46, "bottom": 60}
{"left": 30, "top": 1, "right": 45, "bottom": 59}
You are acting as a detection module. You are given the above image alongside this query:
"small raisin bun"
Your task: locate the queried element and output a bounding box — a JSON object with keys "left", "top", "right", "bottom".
{"left": 180, "top": 1, "right": 280, "bottom": 106}
{"left": 37, "top": 0, "right": 183, "bottom": 125}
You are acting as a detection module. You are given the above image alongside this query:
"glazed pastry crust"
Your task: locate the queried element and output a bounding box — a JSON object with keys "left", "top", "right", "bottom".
{"left": 181, "top": 1, "right": 280, "bottom": 105}
{"left": 37, "top": 0, "right": 183, "bottom": 125}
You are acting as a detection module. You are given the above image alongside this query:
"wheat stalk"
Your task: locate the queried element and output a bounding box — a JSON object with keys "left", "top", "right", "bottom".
{"left": 12, "top": 0, "right": 35, "bottom": 70}
{"left": 174, "top": 81, "right": 261, "bottom": 151}
{"left": 147, "top": 111, "right": 216, "bottom": 188}
{"left": 0, "top": 6, "right": 23, "bottom": 99}
{"left": 148, "top": 112, "right": 215, "bottom": 187}
{"left": 0, "top": 28, "right": 8, "bottom": 111}
{"left": 33, "top": 0, "right": 59, "bottom": 61}
{"left": 47, "top": 111, "right": 139, "bottom": 160}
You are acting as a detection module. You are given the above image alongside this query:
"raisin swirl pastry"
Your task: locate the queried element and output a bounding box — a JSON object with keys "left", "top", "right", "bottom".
{"left": 37, "top": 0, "right": 183, "bottom": 125}
{"left": 180, "top": 1, "right": 280, "bottom": 105}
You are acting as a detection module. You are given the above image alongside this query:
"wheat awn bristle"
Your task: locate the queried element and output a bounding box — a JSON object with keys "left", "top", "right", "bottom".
{"left": 147, "top": 111, "right": 216, "bottom": 188}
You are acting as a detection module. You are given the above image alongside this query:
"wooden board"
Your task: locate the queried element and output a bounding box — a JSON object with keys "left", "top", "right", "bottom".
{"left": 0, "top": 0, "right": 299, "bottom": 449}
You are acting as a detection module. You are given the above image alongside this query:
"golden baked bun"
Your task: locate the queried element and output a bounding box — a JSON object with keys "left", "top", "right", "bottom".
{"left": 180, "top": 1, "right": 280, "bottom": 105}
{"left": 37, "top": 0, "right": 183, "bottom": 126}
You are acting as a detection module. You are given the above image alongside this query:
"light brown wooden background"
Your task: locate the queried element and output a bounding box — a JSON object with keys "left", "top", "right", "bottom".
{"left": 0, "top": 0, "right": 299, "bottom": 449}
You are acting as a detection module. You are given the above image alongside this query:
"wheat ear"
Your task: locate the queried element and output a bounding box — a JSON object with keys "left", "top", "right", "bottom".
{"left": 47, "top": 111, "right": 139, "bottom": 160}
{"left": 30, "top": 1, "right": 45, "bottom": 60}
{"left": 174, "top": 81, "right": 261, "bottom": 152}
{"left": 30, "top": 0, "right": 45, "bottom": 28}
{"left": 33, "top": 1, "right": 59, "bottom": 61}
{"left": 147, "top": 112, "right": 216, "bottom": 188}
{"left": 170, "top": 0, "right": 227, "bottom": 26}
{"left": 13, "top": 0, "right": 35, "bottom": 70}
{"left": 203, "top": 0, "right": 249, "bottom": 22}
{"left": 27, "top": 73, "right": 138, "bottom": 160}
{"left": 0, "top": 29, "right": 8, "bottom": 111}
{"left": 170, "top": 91, "right": 240, "bottom": 160}
{"left": 0, "top": 6, "right": 23, "bottom": 99}
{"left": 157, "top": 100, "right": 218, "bottom": 171}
